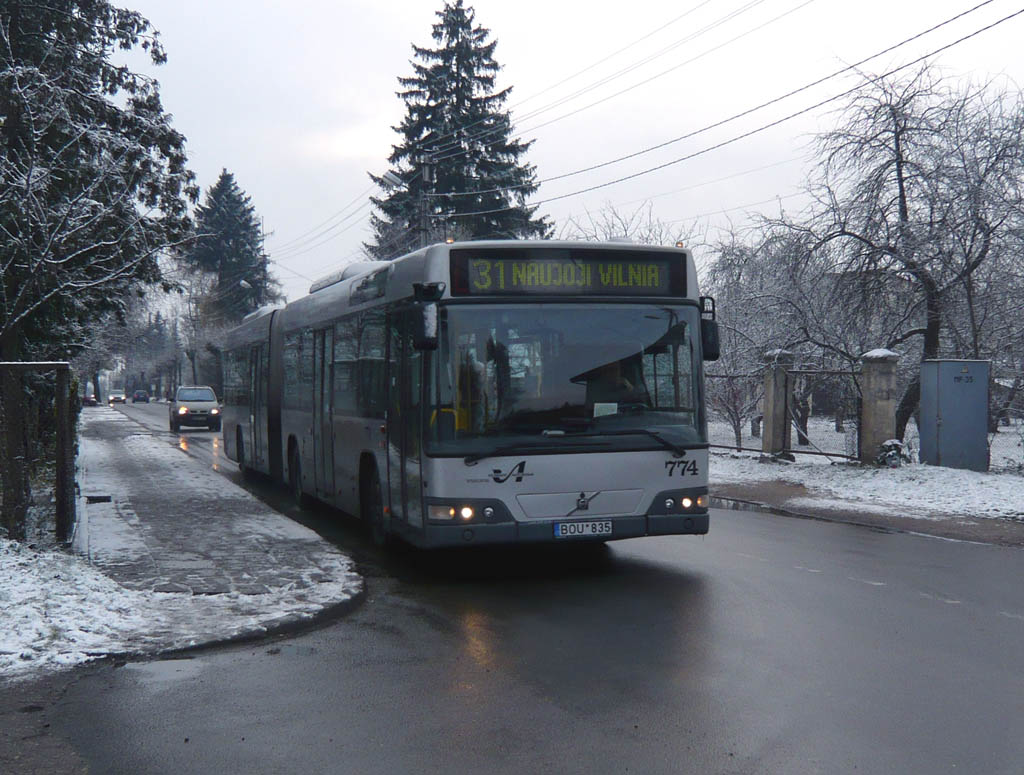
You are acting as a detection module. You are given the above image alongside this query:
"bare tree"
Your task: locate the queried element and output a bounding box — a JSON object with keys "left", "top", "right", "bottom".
{"left": 768, "top": 67, "right": 1024, "bottom": 440}
{"left": 559, "top": 201, "right": 697, "bottom": 246}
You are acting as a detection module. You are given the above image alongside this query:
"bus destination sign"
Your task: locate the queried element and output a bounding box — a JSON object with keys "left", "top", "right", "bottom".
{"left": 451, "top": 249, "right": 684, "bottom": 297}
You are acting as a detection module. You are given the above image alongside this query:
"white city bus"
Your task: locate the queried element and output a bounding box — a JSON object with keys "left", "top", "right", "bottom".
{"left": 221, "top": 240, "right": 719, "bottom": 548}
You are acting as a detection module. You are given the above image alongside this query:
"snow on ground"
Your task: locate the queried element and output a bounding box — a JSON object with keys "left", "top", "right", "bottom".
{"left": 0, "top": 534, "right": 360, "bottom": 683}
{"left": 709, "top": 418, "right": 1024, "bottom": 521}
{"left": 0, "top": 411, "right": 362, "bottom": 684}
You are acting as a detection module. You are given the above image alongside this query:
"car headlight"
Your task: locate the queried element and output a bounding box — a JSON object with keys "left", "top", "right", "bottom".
{"left": 210, "top": 408, "right": 220, "bottom": 415}
{"left": 178, "top": 406, "right": 189, "bottom": 415}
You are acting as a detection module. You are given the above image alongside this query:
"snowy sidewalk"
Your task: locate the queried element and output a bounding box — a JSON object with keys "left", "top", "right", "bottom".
{"left": 0, "top": 412, "right": 362, "bottom": 682}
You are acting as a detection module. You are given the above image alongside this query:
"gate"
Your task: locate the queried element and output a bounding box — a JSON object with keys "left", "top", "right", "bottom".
{"left": 783, "top": 367, "right": 861, "bottom": 461}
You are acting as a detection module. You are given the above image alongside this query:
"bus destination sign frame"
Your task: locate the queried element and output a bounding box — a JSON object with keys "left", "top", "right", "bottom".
{"left": 450, "top": 248, "right": 686, "bottom": 297}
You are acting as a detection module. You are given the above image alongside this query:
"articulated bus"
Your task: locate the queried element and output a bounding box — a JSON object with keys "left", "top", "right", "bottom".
{"left": 221, "top": 240, "right": 719, "bottom": 548}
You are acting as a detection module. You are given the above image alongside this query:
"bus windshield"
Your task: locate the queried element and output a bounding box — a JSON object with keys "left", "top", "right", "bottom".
{"left": 426, "top": 303, "right": 705, "bottom": 456}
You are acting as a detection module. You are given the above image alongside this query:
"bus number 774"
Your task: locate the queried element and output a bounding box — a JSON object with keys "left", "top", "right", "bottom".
{"left": 665, "top": 460, "right": 698, "bottom": 476}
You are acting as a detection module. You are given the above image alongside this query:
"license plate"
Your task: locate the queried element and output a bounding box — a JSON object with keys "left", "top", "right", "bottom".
{"left": 554, "top": 520, "right": 612, "bottom": 538}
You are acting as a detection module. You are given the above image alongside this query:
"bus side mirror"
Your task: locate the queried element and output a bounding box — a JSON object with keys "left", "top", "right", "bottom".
{"left": 699, "top": 296, "right": 719, "bottom": 361}
{"left": 413, "top": 302, "right": 439, "bottom": 351}
{"left": 701, "top": 318, "right": 720, "bottom": 361}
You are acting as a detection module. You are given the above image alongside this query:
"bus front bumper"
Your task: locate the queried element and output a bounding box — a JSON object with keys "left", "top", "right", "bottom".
{"left": 420, "top": 512, "right": 708, "bottom": 549}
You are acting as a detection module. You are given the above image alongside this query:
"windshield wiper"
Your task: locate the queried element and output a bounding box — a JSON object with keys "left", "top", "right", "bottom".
{"left": 464, "top": 439, "right": 610, "bottom": 465}
{"left": 566, "top": 428, "right": 695, "bottom": 457}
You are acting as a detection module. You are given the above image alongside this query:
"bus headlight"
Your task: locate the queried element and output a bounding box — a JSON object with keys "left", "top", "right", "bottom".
{"left": 425, "top": 500, "right": 511, "bottom": 524}
{"left": 649, "top": 489, "right": 709, "bottom": 515}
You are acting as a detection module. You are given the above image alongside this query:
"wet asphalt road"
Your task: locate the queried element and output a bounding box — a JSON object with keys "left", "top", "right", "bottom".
{"left": 10, "top": 402, "right": 1024, "bottom": 773}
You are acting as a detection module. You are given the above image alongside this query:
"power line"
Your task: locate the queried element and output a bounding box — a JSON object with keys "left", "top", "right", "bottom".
{"left": 271, "top": 201, "right": 373, "bottom": 261}
{"left": 430, "top": 0, "right": 1002, "bottom": 200}
{"left": 268, "top": 184, "right": 374, "bottom": 253}
{"left": 429, "top": 0, "right": 782, "bottom": 160}
{"left": 512, "top": 0, "right": 717, "bottom": 109}
{"left": 434, "top": 6, "right": 1024, "bottom": 221}
{"left": 430, "top": 0, "right": 817, "bottom": 165}
{"left": 424, "top": 0, "right": 718, "bottom": 158}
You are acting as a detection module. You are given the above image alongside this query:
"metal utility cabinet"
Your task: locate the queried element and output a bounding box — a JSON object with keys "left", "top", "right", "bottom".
{"left": 919, "top": 360, "right": 990, "bottom": 472}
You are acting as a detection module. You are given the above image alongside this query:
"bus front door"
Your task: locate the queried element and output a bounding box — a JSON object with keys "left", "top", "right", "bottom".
{"left": 387, "top": 310, "right": 424, "bottom": 529}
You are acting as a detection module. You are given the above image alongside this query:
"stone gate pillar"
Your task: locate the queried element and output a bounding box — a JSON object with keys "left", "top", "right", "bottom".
{"left": 859, "top": 349, "right": 899, "bottom": 464}
{"left": 762, "top": 350, "right": 792, "bottom": 455}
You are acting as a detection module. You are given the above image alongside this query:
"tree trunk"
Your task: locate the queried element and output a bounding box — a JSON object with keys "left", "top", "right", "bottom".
{"left": 895, "top": 375, "right": 920, "bottom": 442}
{"left": 1, "top": 333, "right": 30, "bottom": 541}
{"left": 794, "top": 396, "right": 810, "bottom": 446}
{"left": 896, "top": 281, "right": 941, "bottom": 441}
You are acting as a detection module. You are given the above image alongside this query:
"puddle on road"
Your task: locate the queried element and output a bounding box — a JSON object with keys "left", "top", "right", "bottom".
{"left": 122, "top": 657, "right": 206, "bottom": 690}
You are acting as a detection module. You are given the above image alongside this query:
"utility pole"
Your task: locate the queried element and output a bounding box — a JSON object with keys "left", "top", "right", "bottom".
{"left": 419, "top": 156, "right": 433, "bottom": 248}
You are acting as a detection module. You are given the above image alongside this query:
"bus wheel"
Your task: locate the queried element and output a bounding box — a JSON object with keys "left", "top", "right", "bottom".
{"left": 289, "top": 447, "right": 307, "bottom": 509}
{"left": 236, "top": 429, "right": 249, "bottom": 479}
{"left": 363, "top": 468, "right": 388, "bottom": 547}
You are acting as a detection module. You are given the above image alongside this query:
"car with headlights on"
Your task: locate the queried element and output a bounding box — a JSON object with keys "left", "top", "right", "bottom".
{"left": 169, "top": 385, "right": 221, "bottom": 432}
{"left": 108, "top": 390, "right": 126, "bottom": 405}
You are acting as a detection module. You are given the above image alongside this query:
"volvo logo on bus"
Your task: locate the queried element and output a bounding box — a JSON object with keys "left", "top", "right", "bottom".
{"left": 491, "top": 461, "right": 530, "bottom": 483}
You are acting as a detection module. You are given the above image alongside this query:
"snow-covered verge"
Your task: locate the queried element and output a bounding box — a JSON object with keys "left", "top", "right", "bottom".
{"left": 708, "top": 416, "right": 1024, "bottom": 522}
{"left": 0, "top": 536, "right": 360, "bottom": 683}
{"left": 711, "top": 451, "right": 1024, "bottom": 522}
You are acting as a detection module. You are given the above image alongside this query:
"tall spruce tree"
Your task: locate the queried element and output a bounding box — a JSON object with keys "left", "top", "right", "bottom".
{"left": 185, "top": 169, "right": 280, "bottom": 324}
{"left": 368, "top": 0, "right": 550, "bottom": 258}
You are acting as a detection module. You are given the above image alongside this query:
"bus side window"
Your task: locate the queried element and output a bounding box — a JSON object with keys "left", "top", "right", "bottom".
{"left": 333, "top": 317, "right": 358, "bottom": 415}
{"left": 357, "top": 309, "right": 386, "bottom": 419}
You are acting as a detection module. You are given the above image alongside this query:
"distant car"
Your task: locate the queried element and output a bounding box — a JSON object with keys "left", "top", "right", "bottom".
{"left": 82, "top": 394, "right": 98, "bottom": 407}
{"left": 131, "top": 390, "right": 150, "bottom": 403}
{"left": 169, "top": 385, "right": 221, "bottom": 432}
{"left": 108, "top": 391, "right": 126, "bottom": 404}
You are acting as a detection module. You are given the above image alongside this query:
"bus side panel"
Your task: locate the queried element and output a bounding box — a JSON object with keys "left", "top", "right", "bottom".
{"left": 331, "top": 415, "right": 367, "bottom": 516}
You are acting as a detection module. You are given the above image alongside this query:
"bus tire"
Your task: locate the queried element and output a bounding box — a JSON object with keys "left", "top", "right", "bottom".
{"left": 237, "top": 429, "right": 249, "bottom": 478}
{"left": 289, "top": 445, "right": 309, "bottom": 509}
{"left": 362, "top": 465, "right": 388, "bottom": 547}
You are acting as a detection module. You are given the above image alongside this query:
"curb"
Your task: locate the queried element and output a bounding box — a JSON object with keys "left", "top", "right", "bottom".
{"left": 710, "top": 494, "right": 1024, "bottom": 548}
{"left": 709, "top": 494, "right": 895, "bottom": 534}
{"left": 80, "top": 584, "right": 368, "bottom": 671}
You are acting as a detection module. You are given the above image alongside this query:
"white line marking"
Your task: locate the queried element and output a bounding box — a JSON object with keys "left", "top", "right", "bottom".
{"left": 849, "top": 577, "right": 887, "bottom": 587}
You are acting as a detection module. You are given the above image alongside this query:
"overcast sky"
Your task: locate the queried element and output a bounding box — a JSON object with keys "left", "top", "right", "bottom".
{"left": 122, "top": 0, "right": 1024, "bottom": 301}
